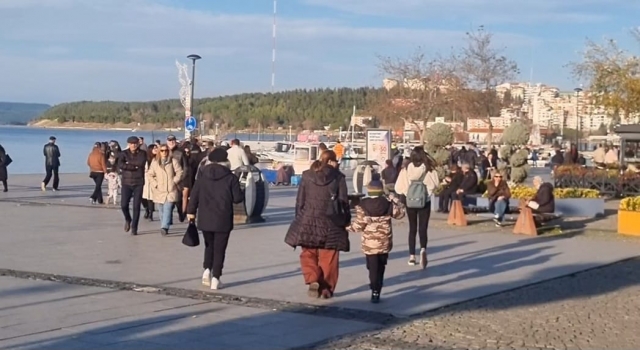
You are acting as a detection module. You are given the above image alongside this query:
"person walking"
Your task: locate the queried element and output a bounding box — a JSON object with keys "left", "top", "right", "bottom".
{"left": 0, "top": 143, "right": 10, "bottom": 192}
{"left": 142, "top": 144, "right": 157, "bottom": 221}
{"left": 285, "top": 150, "right": 350, "bottom": 299}
{"left": 42, "top": 136, "right": 61, "bottom": 191}
{"left": 187, "top": 148, "right": 243, "bottom": 290}
{"left": 166, "top": 135, "right": 188, "bottom": 222}
{"left": 147, "top": 144, "right": 183, "bottom": 236}
{"left": 226, "top": 139, "right": 249, "bottom": 170}
{"left": 394, "top": 147, "right": 439, "bottom": 269}
{"left": 347, "top": 180, "right": 405, "bottom": 303}
{"left": 87, "top": 142, "right": 107, "bottom": 204}
{"left": 117, "top": 136, "right": 147, "bottom": 235}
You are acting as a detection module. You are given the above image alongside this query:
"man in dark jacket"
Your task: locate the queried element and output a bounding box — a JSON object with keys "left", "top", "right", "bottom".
{"left": 187, "top": 148, "right": 243, "bottom": 290}
{"left": 42, "top": 136, "right": 61, "bottom": 191}
{"left": 527, "top": 176, "right": 555, "bottom": 214}
{"left": 117, "top": 136, "right": 147, "bottom": 235}
{"left": 451, "top": 163, "right": 478, "bottom": 200}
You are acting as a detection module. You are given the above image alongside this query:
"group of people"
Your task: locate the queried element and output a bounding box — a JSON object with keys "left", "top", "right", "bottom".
{"left": 285, "top": 146, "right": 440, "bottom": 303}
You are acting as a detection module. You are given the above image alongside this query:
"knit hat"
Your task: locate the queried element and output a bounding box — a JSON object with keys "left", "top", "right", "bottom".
{"left": 208, "top": 147, "right": 228, "bottom": 163}
{"left": 366, "top": 180, "right": 384, "bottom": 197}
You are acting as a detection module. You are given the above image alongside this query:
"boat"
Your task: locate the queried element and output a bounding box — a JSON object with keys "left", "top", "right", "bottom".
{"left": 260, "top": 141, "right": 295, "bottom": 163}
{"left": 293, "top": 143, "right": 320, "bottom": 175}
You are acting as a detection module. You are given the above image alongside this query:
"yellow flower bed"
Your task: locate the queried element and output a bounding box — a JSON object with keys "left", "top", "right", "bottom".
{"left": 619, "top": 196, "right": 640, "bottom": 211}
{"left": 485, "top": 185, "right": 600, "bottom": 199}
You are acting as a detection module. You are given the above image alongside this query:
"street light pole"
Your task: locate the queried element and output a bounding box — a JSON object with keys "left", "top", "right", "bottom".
{"left": 574, "top": 87, "right": 582, "bottom": 150}
{"left": 187, "top": 54, "right": 201, "bottom": 139}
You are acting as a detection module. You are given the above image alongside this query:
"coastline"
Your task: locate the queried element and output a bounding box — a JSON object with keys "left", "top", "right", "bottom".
{"left": 24, "top": 120, "right": 293, "bottom": 135}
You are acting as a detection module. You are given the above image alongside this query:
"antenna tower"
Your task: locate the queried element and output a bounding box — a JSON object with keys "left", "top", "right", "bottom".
{"left": 271, "top": 0, "right": 277, "bottom": 92}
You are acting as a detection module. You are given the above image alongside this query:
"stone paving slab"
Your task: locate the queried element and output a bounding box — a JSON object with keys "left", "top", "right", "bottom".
{"left": 0, "top": 277, "right": 375, "bottom": 350}
{"left": 1, "top": 183, "right": 638, "bottom": 319}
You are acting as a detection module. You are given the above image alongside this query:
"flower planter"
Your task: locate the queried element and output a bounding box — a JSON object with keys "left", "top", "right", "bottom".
{"left": 618, "top": 210, "right": 640, "bottom": 236}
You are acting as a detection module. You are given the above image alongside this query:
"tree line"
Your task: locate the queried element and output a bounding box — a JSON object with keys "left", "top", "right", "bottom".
{"left": 37, "top": 88, "right": 384, "bottom": 130}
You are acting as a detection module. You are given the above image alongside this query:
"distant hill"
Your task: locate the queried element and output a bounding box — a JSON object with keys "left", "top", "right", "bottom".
{"left": 0, "top": 102, "right": 51, "bottom": 125}
{"left": 35, "top": 88, "right": 384, "bottom": 130}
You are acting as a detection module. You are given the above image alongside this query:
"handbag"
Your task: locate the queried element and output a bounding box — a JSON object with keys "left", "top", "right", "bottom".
{"left": 326, "top": 179, "right": 351, "bottom": 227}
{"left": 181, "top": 220, "right": 200, "bottom": 247}
{"left": 3, "top": 154, "right": 12, "bottom": 167}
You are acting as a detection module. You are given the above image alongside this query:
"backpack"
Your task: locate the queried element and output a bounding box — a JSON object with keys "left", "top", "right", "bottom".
{"left": 405, "top": 173, "right": 427, "bottom": 209}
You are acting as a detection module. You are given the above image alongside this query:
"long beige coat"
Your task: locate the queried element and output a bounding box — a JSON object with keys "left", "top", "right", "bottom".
{"left": 146, "top": 158, "right": 183, "bottom": 204}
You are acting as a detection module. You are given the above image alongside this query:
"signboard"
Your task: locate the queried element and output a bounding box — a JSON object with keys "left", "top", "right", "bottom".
{"left": 434, "top": 117, "right": 445, "bottom": 124}
{"left": 365, "top": 129, "right": 392, "bottom": 166}
{"left": 185, "top": 116, "right": 197, "bottom": 132}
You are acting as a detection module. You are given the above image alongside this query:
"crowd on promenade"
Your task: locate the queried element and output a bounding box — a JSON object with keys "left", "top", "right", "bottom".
{"left": 0, "top": 135, "right": 558, "bottom": 304}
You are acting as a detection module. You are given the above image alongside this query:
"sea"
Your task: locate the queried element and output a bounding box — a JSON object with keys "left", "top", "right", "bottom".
{"left": 0, "top": 126, "right": 284, "bottom": 175}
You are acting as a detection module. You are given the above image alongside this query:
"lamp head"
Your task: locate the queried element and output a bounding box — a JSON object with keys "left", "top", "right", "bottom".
{"left": 574, "top": 87, "right": 583, "bottom": 93}
{"left": 187, "top": 54, "right": 201, "bottom": 61}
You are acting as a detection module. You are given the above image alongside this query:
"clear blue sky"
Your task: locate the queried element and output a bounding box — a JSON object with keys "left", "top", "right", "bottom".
{"left": 0, "top": 0, "right": 638, "bottom": 104}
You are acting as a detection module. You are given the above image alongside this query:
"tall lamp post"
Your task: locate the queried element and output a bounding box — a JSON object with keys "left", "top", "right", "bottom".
{"left": 187, "top": 54, "right": 201, "bottom": 139}
{"left": 574, "top": 87, "right": 582, "bottom": 150}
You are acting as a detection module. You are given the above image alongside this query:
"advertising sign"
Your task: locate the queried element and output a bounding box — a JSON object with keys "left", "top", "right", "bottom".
{"left": 365, "top": 129, "right": 392, "bottom": 166}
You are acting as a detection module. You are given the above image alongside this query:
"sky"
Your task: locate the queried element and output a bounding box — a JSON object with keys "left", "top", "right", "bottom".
{"left": 0, "top": 0, "right": 638, "bottom": 105}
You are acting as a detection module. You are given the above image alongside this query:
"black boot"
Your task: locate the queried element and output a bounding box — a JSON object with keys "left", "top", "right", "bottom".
{"left": 371, "top": 290, "right": 380, "bottom": 304}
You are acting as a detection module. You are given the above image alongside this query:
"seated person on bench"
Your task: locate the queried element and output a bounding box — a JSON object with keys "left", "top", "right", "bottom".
{"left": 437, "top": 164, "right": 462, "bottom": 213}
{"left": 451, "top": 163, "right": 478, "bottom": 202}
{"left": 486, "top": 170, "right": 511, "bottom": 226}
{"left": 525, "top": 176, "right": 555, "bottom": 220}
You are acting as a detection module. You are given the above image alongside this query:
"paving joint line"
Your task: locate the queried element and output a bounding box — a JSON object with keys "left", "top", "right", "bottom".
{"left": 0, "top": 269, "right": 395, "bottom": 325}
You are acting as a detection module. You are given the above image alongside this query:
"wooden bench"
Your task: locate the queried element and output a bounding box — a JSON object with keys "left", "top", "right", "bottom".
{"left": 513, "top": 204, "right": 563, "bottom": 236}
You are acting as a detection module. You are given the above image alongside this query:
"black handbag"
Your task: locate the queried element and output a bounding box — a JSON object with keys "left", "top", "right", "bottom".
{"left": 3, "top": 154, "right": 12, "bottom": 167}
{"left": 326, "top": 179, "right": 351, "bottom": 227}
{"left": 181, "top": 221, "right": 200, "bottom": 247}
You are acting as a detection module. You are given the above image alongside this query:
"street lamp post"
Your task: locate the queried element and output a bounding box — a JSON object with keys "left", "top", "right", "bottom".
{"left": 215, "top": 123, "right": 219, "bottom": 140}
{"left": 187, "top": 54, "right": 201, "bottom": 139}
{"left": 574, "top": 87, "right": 582, "bottom": 150}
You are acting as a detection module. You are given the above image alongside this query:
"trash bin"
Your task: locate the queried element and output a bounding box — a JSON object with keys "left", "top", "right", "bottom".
{"left": 233, "top": 165, "right": 269, "bottom": 224}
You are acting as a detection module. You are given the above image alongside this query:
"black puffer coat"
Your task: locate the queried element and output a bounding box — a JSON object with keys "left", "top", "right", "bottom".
{"left": 285, "top": 165, "right": 350, "bottom": 252}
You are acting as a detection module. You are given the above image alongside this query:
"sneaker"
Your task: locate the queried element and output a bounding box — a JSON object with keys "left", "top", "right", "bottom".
{"left": 408, "top": 256, "right": 416, "bottom": 266}
{"left": 307, "top": 282, "right": 320, "bottom": 298}
{"left": 371, "top": 291, "right": 380, "bottom": 304}
{"left": 494, "top": 214, "right": 499, "bottom": 219}
{"left": 41, "top": 183, "right": 46, "bottom": 191}
{"left": 419, "top": 248, "right": 427, "bottom": 269}
{"left": 493, "top": 218, "right": 501, "bottom": 226}
{"left": 160, "top": 228, "right": 169, "bottom": 236}
{"left": 210, "top": 277, "right": 221, "bottom": 290}
{"left": 202, "top": 269, "right": 211, "bottom": 286}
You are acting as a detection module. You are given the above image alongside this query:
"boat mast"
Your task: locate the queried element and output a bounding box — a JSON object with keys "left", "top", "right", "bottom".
{"left": 350, "top": 105, "right": 356, "bottom": 143}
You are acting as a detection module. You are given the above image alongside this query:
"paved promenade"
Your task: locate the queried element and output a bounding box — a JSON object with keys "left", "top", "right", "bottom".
{"left": 1, "top": 173, "right": 639, "bottom": 348}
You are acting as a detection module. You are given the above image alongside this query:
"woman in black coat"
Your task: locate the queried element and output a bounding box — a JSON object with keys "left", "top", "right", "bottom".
{"left": 285, "top": 150, "right": 350, "bottom": 299}
{"left": 0, "top": 144, "right": 9, "bottom": 192}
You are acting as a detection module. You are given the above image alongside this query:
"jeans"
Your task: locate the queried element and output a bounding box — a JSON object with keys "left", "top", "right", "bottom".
{"left": 157, "top": 202, "right": 174, "bottom": 230}
{"left": 121, "top": 184, "right": 143, "bottom": 230}
{"left": 406, "top": 206, "right": 431, "bottom": 255}
{"left": 43, "top": 164, "right": 59, "bottom": 189}
{"left": 494, "top": 199, "right": 508, "bottom": 221}
{"left": 366, "top": 253, "right": 388, "bottom": 292}
{"left": 202, "top": 231, "right": 231, "bottom": 279}
{"left": 89, "top": 172, "right": 104, "bottom": 203}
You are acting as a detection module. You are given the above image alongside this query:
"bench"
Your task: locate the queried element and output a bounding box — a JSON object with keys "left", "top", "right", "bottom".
{"left": 513, "top": 205, "right": 563, "bottom": 236}
{"left": 446, "top": 194, "right": 484, "bottom": 227}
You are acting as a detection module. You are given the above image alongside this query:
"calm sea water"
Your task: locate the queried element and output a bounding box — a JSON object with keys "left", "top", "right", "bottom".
{"left": 0, "top": 126, "right": 174, "bottom": 174}
{"left": 0, "top": 126, "right": 290, "bottom": 175}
